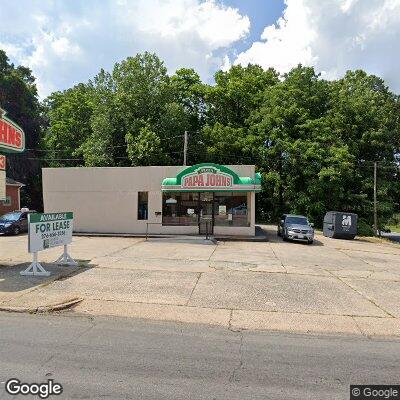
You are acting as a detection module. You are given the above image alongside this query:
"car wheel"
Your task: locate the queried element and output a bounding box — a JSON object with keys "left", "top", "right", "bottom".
{"left": 307, "top": 239, "right": 314, "bottom": 245}
{"left": 13, "top": 226, "right": 20, "bottom": 235}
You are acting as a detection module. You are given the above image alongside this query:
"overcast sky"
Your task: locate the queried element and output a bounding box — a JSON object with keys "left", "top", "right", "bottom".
{"left": 1, "top": 0, "right": 400, "bottom": 98}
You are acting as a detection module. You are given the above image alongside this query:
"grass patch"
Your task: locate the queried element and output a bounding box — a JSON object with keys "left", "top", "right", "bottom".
{"left": 386, "top": 224, "right": 400, "bottom": 233}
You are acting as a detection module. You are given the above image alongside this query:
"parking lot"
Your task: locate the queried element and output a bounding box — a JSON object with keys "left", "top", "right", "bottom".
{"left": 1, "top": 225, "right": 400, "bottom": 336}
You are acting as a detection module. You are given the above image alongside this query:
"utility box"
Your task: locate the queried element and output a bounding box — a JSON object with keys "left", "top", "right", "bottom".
{"left": 323, "top": 211, "right": 358, "bottom": 239}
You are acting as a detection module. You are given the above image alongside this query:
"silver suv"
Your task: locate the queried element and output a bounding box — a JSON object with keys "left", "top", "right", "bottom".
{"left": 277, "top": 214, "right": 314, "bottom": 244}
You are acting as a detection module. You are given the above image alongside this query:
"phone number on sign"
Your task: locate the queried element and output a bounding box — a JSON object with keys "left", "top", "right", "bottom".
{"left": 41, "top": 230, "right": 67, "bottom": 240}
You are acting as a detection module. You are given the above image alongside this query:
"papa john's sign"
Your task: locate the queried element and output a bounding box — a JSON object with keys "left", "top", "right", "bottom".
{"left": 0, "top": 108, "right": 25, "bottom": 153}
{"left": 182, "top": 166, "right": 233, "bottom": 189}
{"left": 162, "top": 163, "right": 262, "bottom": 192}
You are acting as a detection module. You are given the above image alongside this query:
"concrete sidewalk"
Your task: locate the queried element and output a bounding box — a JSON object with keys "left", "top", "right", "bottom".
{"left": 0, "top": 226, "right": 399, "bottom": 337}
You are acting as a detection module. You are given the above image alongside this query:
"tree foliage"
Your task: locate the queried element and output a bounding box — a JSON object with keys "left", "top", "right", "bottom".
{"left": 0, "top": 50, "right": 42, "bottom": 209}
{"left": 37, "top": 52, "right": 400, "bottom": 229}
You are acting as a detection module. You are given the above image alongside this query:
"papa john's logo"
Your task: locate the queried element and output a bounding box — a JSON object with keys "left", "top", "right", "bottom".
{"left": 181, "top": 167, "right": 233, "bottom": 189}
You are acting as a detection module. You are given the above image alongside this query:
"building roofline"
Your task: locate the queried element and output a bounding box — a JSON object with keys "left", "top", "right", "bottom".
{"left": 6, "top": 177, "right": 25, "bottom": 187}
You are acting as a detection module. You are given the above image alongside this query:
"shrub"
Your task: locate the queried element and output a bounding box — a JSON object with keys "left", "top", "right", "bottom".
{"left": 357, "top": 219, "right": 375, "bottom": 237}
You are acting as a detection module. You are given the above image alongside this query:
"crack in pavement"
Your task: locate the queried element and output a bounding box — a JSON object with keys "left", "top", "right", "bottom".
{"left": 75, "top": 298, "right": 395, "bottom": 318}
{"left": 229, "top": 330, "right": 244, "bottom": 383}
{"left": 207, "top": 243, "right": 218, "bottom": 263}
{"left": 351, "top": 316, "right": 367, "bottom": 337}
{"left": 186, "top": 273, "right": 202, "bottom": 306}
{"left": 102, "top": 239, "right": 145, "bottom": 258}
{"left": 268, "top": 243, "right": 286, "bottom": 271}
{"left": 336, "top": 248, "right": 373, "bottom": 269}
{"left": 325, "top": 270, "right": 395, "bottom": 318}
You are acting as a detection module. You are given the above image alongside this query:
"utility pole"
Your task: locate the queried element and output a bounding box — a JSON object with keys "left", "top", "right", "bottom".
{"left": 183, "top": 131, "right": 188, "bottom": 166}
{"left": 373, "top": 161, "right": 378, "bottom": 236}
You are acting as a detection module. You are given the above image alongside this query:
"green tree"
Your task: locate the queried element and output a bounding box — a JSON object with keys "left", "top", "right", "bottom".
{"left": 0, "top": 50, "right": 42, "bottom": 209}
{"left": 168, "top": 68, "right": 207, "bottom": 164}
{"left": 201, "top": 64, "right": 279, "bottom": 167}
{"left": 250, "top": 65, "right": 348, "bottom": 222}
{"left": 126, "top": 125, "right": 167, "bottom": 166}
{"left": 42, "top": 83, "right": 94, "bottom": 166}
{"left": 38, "top": 52, "right": 400, "bottom": 232}
{"left": 81, "top": 69, "right": 114, "bottom": 166}
{"left": 326, "top": 70, "right": 400, "bottom": 227}
{"left": 113, "top": 52, "right": 170, "bottom": 129}
{"left": 205, "top": 64, "right": 279, "bottom": 127}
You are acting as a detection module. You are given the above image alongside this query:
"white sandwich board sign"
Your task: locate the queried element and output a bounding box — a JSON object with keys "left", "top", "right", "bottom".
{"left": 20, "top": 212, "right": 77, "bottom": 277}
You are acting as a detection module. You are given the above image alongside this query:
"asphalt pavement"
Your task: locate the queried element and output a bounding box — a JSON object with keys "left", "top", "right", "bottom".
{"left": 382, "top": 231, "right": 400, "bottom": 243}
{"left": 0, "top": 313, "right": 399, "bottom": 400}
{"left": 3, "top": 229, "right": 400, "bottom": 336}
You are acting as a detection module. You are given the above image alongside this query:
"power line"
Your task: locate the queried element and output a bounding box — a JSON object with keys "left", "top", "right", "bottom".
{"left": 24, "top": 154, "right": 400, "bottom": 167}
{"left": 26, "top": 135, "right": 186, "bottom": 152}
{"left": 25, "top": 150, "right": 186, "bottom": 162}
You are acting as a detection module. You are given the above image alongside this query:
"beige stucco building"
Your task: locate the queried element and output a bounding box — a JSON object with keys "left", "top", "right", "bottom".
{"left": 42, "top": 163, "right": 261, "bottom": 236}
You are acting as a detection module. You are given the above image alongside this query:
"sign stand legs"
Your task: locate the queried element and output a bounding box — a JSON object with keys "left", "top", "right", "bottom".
{"left": 54, "top": 245, "right": 78, "bottom": 266}
{"left": 20, "top": 252, "right": 51, "bottom": 277}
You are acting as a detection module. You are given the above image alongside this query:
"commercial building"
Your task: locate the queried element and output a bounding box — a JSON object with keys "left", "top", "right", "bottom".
{"left": 43, "top": 163, "right": 261, "bottom": 236}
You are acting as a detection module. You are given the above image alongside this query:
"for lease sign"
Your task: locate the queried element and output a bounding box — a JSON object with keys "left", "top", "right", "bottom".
{"left": 28, "top": 212, "right": 73, "bottom": 253}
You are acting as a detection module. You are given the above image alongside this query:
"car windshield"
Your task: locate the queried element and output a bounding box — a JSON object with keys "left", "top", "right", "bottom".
{"left": 286, "top": 216, "right": 309, "bottom": 225}
{"left": 0, "top": 212, "right": 21, "bottom": 221}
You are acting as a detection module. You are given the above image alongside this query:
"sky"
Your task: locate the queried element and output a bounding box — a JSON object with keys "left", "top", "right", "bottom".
{"left": 1, "top": 0, "right": 400, "bottom": 98}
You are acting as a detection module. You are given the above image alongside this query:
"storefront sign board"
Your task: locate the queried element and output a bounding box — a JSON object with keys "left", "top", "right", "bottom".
{"left": 162, "top": 163, "right": 262, "bottom": 192}
{"left": 0, "top": 108, "right": 25, "bottom": 153}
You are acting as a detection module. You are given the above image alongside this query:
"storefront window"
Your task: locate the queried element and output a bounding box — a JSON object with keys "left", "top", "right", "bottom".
{"left": 162, "top": 193, "right": 199, "bottom": 225}
{"left": 214, "top": 192, "right": 249, "bottom": 227}
{"left": 137, "top": 192, "right": 148, "bottom": 220}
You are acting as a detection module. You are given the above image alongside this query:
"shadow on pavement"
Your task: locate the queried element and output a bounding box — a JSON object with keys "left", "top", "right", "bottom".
{"left": 0, "top": 261, "right": 93, "bottom": 294}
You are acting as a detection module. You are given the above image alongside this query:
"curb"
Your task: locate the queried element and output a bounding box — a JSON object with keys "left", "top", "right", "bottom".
{"left": 0, "top": 297, "right": 83, "bottom": 314}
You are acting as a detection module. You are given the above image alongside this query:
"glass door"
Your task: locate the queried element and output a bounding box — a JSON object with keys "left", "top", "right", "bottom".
{"left": 199, "top": 192, "right": 214, "bottom": 235}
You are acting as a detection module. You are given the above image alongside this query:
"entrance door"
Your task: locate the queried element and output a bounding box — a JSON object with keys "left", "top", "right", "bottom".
{"left": 199, "top": 192, "right": 214, "bottom": 235}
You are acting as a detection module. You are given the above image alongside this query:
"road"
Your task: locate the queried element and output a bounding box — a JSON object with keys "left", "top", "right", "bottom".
{"left": 0, "top": 313, "right": 399, "bottom": 400}
{"left": 382, "top": 231, "right": 400, "bottom": 243}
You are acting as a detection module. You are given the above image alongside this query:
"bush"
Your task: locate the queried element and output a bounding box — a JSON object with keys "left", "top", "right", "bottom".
{"left": 357, "top": 219, "right": 375, "bottom": 237}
